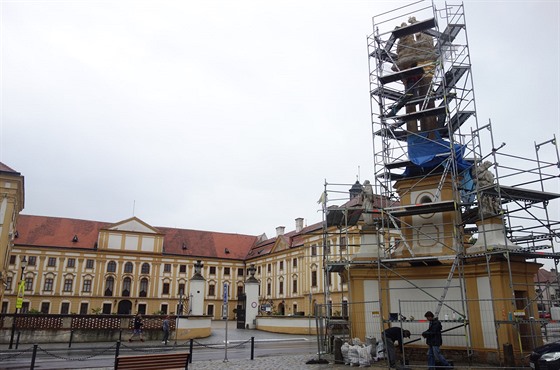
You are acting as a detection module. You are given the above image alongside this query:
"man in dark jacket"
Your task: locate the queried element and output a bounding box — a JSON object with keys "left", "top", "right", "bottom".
{"left": 383, "top": 327, "right": 411, "bottom": 368}
{"left": 422, "top": 311, "right": 451, "bottom": 369}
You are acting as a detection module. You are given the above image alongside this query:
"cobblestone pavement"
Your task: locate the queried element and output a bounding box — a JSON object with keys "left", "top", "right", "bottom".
{"left": 188, "top": 354, "right": 378, "bottom": 369}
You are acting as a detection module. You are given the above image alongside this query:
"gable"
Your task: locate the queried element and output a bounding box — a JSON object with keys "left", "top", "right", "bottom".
{"left": 106, "top": 217, "right": 160, "bottom": 234}
{"left": 271, "top": 235, "right": 290, "bottom": 253}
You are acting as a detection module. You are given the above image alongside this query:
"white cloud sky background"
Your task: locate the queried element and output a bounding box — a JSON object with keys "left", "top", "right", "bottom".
{"left": 1, "top": 0, "right": 558, "bottom": 239}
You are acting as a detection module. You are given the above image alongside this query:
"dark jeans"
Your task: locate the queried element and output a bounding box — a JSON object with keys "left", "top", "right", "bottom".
{"left": 427, "top": 345, "right": 450, "bottom": 369}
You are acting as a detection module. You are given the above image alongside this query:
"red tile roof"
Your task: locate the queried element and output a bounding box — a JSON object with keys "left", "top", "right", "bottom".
{"left": 157, "top": 226, "right": 259, "bottom": 259}
{"left": 535, "top": 268, "right": 558, "bottom": 283}
{"left": 0, "top": 162, "right": 20, "bottom": 174}
{"left": 15, "top": 214, "right": 259, "bottom": 259}
{"left": 245, "top": 221, "right": 322, "bottom": 259}
{"left": 16, "top": 215, "right": 110, "bottom": 250}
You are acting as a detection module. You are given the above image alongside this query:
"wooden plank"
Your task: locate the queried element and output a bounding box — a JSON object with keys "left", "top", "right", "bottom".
{"left": 116, "top": 352, "right": 189, "bottom": 370}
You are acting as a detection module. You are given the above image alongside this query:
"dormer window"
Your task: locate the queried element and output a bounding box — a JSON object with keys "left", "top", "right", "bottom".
{"left": 72, "top": 235, "right": 79, "bottom": 242}
{"left": 182, "top": 243, "right": 187, "bottom": 250}
{"left": 225, "top": 248, "right": 230, "bottom": 254}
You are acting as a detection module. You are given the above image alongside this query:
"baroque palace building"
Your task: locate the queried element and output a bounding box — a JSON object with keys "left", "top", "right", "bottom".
{"left": 0, "top": 162, "right": 357, "bottom": 319}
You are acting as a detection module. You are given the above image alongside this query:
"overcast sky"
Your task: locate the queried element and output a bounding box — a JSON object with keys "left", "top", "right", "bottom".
{"left": 1, "top": 0, "right": 558, "bottom": 239}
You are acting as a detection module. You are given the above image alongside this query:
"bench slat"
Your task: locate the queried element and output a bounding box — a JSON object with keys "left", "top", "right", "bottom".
{"left": 116, "top": 352, "right": 189, "bottom": 370}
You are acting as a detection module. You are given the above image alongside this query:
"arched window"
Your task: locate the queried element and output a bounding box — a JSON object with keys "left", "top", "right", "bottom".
{"left": 124, "top": 262, "right": 133, "bottom": 274}
{"left": 122, "top": 277, "right": 131, "bottom": 296}
{"left": 107, "top": 261, "right": 116, "bottom": 273}
{"left": 104, "top": 277, "right": 114, "bottom": 296}
{"left": 141, "top": 263, "right": 150, "bottom": 274}
{"left": 139, "top": 278, "right": 148, "bottom": 297}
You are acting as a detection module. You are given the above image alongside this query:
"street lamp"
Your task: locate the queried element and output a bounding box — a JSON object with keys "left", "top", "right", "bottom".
{"left": 19, "top": 256, "right": 27, "bottom": 289}
{"left": 178, "top": 294, "right": 184, "bottom": 315}
{"left": 9, "top": 256, "right": 27, "bottom": 349}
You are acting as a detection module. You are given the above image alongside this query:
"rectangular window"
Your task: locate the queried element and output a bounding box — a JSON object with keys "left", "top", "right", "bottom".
{"left": 85, "top": 259, "right": 94, "bottom": 269}
{"left": 83, "top": 279, "right": 92, "bottom": 292}
{"left": 179, "top": 265, "right": 187, "bottom": 273}
{"left": 208, "top": 284, "right": 215, "bottom": 296}
{"left": 340, "top": 236, "right": 347, "bottom": 251}
{"left": 267, "top": 282, "right": 271, "bottom": 296}
{"left": 162, "top": 283, "right": 170, "bottom": 295}
{"left": 164, "top": 264, "right": 171, "bottom": 273}
{"left": 224, "top": 267, "right": 230, "bottom": 275}
{"left": 1, "top": 301, "right": 8, "bottom": 313}
{"left": 40, "top": 302, "right": 50, "bottom": 314}
{"left": 21, "top": 302, "right": 30, "bottom": 313}
{"left": 279, "top": 281, "right": 284, "bottom": 295}
{"left": 79, "top": 302, "right": 88, "bottom": 315}
{"left": 24, "top": 277, "right": 33, "bottom": 291}
{"left": 63, "top": 279, "right": 73, "bottom": 292}
{"left": 279, "top": 261, "right": 284, "bottom": 270}
{"left": 237, "top": 285, "right": 243, "bottom": 297}
{"left": 267, "top": 264, "right": 271, "bottom": 273}
{"left": 207, "top": 304, "right": 214, "bottom": 316}
{"left": 238, "top": 268, "right": 244, "bottom": 277}
{"left": 6, "top": 276, "right": 12, "bottom": 291}
{"left": 293, "top": 258, "right": 297, "bottom": 268}
{"left": 293, "top": 279, "right": 298, "bottom": 293}
{"left": 178, "top": 283, "right": 185, "bottom": 295}
{"left": 161, "top": 304, "right": 168, "bottom": 315}
{"left": 28, "top": 256, "right": 37, "bottom": 266}
{"left": 311, "top": 271, "right": 318, "bottom": 287}
{"left": 44, "top": 278, "right": 54, "bottom": 291}
{"left": 138, "top": 304, "right": 146, "bottom": 315}
{"left": 9, "top": 255, "right": 16, "bottom": 265}
{"left": 311, "top": 245, "right": 317, "bottom": 256}
{"left": 102, "top": 303, "right": 111, "bottom": 314}
{"left": 47, "top": 257, "right": 56, "bottom": 267}
{"left": 209, "top": 266, "right": 216, "bottom": 275}
{"left": 67, "top": 258, "right": 76, "bottom": 268}
{"left": 60, "top": 302, "right": 70, "bottom": 314}
{"left": 257, "top": 266, "right": 261, "bottom": 275}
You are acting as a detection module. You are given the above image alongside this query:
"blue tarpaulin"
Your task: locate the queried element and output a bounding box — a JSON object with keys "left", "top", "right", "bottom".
{"left": 404, "top": 134, "right": 475, "bottom": 202}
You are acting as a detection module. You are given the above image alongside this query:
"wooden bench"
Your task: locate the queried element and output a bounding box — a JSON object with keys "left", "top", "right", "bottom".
{"left": 115, "top": 351, "right": 190, "bottom": 370}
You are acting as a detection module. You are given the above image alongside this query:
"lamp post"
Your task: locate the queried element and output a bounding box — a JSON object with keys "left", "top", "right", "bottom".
{"left": 9, "top": 256, "right": 27, "bottom": 349}
{"left": 178, "top": 294, "right": 184, "bottom": 316}
{"left": 19, "top": 257, "right": 27, "bottom": 290}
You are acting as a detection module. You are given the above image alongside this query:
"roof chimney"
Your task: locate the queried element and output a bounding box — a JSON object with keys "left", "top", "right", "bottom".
{"left": 276, "top": 226, "right": 285, "bottom": 237}
{"left": 295, "top": 218, "right": 304, "bottom": 233}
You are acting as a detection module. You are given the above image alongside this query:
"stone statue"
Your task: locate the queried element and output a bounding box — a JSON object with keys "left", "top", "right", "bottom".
{"left": 392, "top": 17, "right": 438, "bottom": 136}
{"left": 473, "top": 161, "right": 501, "bottom": 216}
{"left": 362, "top": 180, "right": 375, "bottom": 225}
{"left": 393, "top": 18, "right": 437, "bottom": 71}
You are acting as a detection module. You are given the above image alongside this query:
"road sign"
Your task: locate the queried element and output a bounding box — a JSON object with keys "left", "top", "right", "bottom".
{"left": 16, "top": 280, "right": 24, "bottom": 309}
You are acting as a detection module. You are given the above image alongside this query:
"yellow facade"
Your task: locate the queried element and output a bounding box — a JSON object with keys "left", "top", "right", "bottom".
{"left": 4, "top": 215, "right": 357, "bottom": 319}
{"left": 0, "top": 166, "right": 24, "bottom": 305}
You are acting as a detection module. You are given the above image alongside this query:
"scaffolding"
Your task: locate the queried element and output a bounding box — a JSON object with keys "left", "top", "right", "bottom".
{"left": 320, "top": 1, "right": 560, "bottom": 366}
